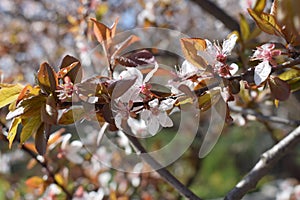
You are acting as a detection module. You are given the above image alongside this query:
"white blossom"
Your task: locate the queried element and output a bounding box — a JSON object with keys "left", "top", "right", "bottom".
{"left": 141, "top": 98, "right": 175, "bottom": 135}
{"left": 60, "top": 134, "right": 84, "bottom": 164}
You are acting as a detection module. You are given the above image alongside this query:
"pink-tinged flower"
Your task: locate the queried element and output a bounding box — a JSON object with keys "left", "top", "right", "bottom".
{"left": 41, "top": 184, "right": 61, "bottom": 200}
{"left": 58, "top": 134, "right": 83, "bottom": 164}
{"left": 56, "top": 76, "right": 74, "bottom": 101}
{"left": 117, "top": 64, "right": 158, "bottom": 103}
{"left": 169, "top": 60, "right": 201, "bottom": 94}
{"left": 200, "top": 34, "right": 238, "bottom": 66}
{"left": 73, "top": 187, "right": 105, "bottom": 200}
{"left": 197, "top": 33, "right": 238, "bottom": 76}
{"left": 179, "top": 60, "right": 199, "bottom": 77}
{"left": 252, "top": 43, "right": 281, "bottom": 65}
{"left": 140, "top": 98, "right": 175, "bottom": 135}
{"left": 252, "top": 43, "right": 281, "bottom": 85}
{"left": 113, "top": 100, "right": 134, "bottom": 130}
{"left": 239, "top": 0, "right": 256, "bottom": 12}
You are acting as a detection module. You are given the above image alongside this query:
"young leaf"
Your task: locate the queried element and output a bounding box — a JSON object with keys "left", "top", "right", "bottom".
{"left": 20, "top": 116, "right": 42, "bottom": 144}
{"left": 16, "top": 85, "right": 40, "bottom": 105}
{"left": 7, "top": 117, "right": 21, "bottom": 148}
{"left": 253, "top": 0, "right": 266, "bottom": 14}
{"left": 41, "top": 95, "right": 58, "bottom": 125}
{"left": 239, "top": 14, "right": 250, "bottom": 41}
{"left": 25, "top": 176, "right": 44, "bottom": 189}
{"left": 268, "top": 76, "right": 291, "bottom": 101}
{"left": 180, "top": 38, "right": 207, "bottom": 70}
{"left": 270, "top": 0, "right": 278, "bottom": 16}
{"left": 248, "top": 9, "right": 282, "bottom": 36}
{"left": 254, "top": 61, "right": 272, "bottom": 85}
{"left": 101, "top": 103, "right": 115, "bottom": 124}
{"left": 58, "top": 107, "right": 85, "bottom": 125}
{"left": 91, "top": 18, "right": 119, "bottom": 44}
{"left": 37, "top": 62, "right": 58, "bottom": 94}
{"left": 289, "top": 78, "right": 300, "bottom": 92}
{"left": 278, "top": 68, "right": 300, "bottom": 81}
{"left": 17, "top": 95, "right": 46, "bottom": 119}
{"left": 58, "top": 55, "right": 82, "bottom": 83}
{"left": 0, "top": 84, "right": 23, "bottom": 109}
{"left": 111, "top": 35, "right": 140, "bottom": 59}
{"left": 111, "top": 76, "right": 137, "bottom": 99}
{"left": 35, "top": 123, "right": 48, "bottom": 155}
{"left": 116, "top": 50, "right": 155, "bottom": 67}
{"left": 198, "top": 89, "right": 220, "bottom": 112}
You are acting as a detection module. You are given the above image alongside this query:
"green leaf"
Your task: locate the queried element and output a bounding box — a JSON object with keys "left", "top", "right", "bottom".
{"left": 58, "top": 107, "right": 85, "bottom": 125}
{"left": 278, "top": 68, "right": 300, "bottom": 92}
{"left": 198, "top": 89, "right": 220, "bottom": 111}
{"left": 288, "top": 77, "right": 300, "bottom": 92}
{"left": 20, "top": 116, "right": 42, "bottom": 144}
{"left": 180, "top": 38, "right": 208, "bottom": 70}
{"left": 239, "top": 14, "right": 250, "bottom": 41}
{"left": 253, "top": 0, "right": 266, "bottom": 14}
{"left": 268, "top": 77, "right": 291, "bottom": 101}
{"left": 37, "top": 62, "right": 58, "bottom": 94}
{"left": 278, "top": 68, "right": 300, "bottom": 81}
{"left": 7, "top": 117, "right": 21, "bottom": 148}
{"left": 248, "top": 9, "right": 282, "bottom": 36}
{"left": 0, "top": 84, "right": 23, "bottom": 109}
{"left": 18, "top": 95, "right": 45, "bottom": 119}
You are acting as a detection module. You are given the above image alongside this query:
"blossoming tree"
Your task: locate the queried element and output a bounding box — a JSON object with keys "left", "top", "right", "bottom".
{"left": 1, "top": 0, "right": 300, "bottom": 199}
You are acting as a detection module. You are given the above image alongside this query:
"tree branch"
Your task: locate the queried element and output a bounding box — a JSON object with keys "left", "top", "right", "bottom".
{"left": 229, "top": 105, "right": 300, "bottom": 126}
{"left": 20, "top": 144, "right": 73, "bottom": 199}
{"left": 190, "top": 0, "right": 240, "bottom": 32}
{"left": 224, "top": 125, "right": 300, "bottom": 200}
{"left": 125, "top": 133, "right": 202, "bottom": 200}
{"left": 227, "top": 56, "right": 300, "bottom": 82}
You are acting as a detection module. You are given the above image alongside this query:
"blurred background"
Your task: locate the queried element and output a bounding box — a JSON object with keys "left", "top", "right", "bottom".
{"left": 0, "top": 0, "right": 300, "bottom": 199}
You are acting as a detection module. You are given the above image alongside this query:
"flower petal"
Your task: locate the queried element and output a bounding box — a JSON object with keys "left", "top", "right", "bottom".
{"left": 158, "top": 112, "right": 173, "bottom": 127}
{"left": 222, "top": 33, "right": 238, "bottom": 55}
{"left": 254, "top": 61, "right": 272, "bottom": 85}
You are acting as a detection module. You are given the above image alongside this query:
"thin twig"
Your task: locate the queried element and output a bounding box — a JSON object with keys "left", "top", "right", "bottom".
{"left": 21, "top": 144, "right": 73, "bottom": 199}
{"left": 229, "top": 105, "right": 300, "bottom": 126}
{"left": 224, "top": 125, "right": 300, "bottom": 200}
{"left": 227, "top": 56, "right": 300, "bottom": 82}
{"left": 125, "top": 133, "right": 203, "bottom": 200}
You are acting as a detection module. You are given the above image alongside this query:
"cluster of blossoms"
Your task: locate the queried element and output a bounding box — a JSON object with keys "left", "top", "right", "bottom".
{"left": 113, "top": 64, "right": 176, "bottom": 136}
{"left": 252, "top": 43, "right": 282, "bottom": 85}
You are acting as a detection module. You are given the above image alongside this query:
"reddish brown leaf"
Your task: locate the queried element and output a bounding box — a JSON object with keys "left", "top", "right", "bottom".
{"left": 41, "top": 95, "right": 58, "bottom": 125}
{"left": 58, "top": 55, "right": 82, "bottom": 83}
{"left": 111, "top": 77, "right": 137, "bottom": 99}
{"left": 111, "top": 35, "right": 140, "bottom": 59}
{"left": 37, "top": 62, "right": 58, "bottom": 94}
{"left": 35, "top": 123, "right": 48, "bottom": 155}
{"left": 116, "top": 50, "right": 155, "bottom": 67}
{"left": 268, "top": 76, "right": 291, "bottom": 101}
{"left": 91, "top": 18, "right": 119, "bottom": 44}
